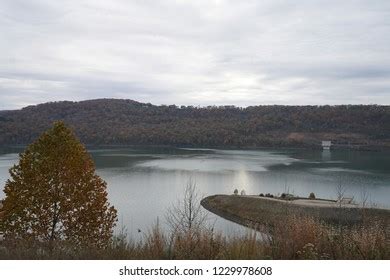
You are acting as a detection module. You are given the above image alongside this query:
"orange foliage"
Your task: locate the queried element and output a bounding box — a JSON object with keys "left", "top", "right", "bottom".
{"left": 1, "top": 122, "right": 117, "bottom": 249}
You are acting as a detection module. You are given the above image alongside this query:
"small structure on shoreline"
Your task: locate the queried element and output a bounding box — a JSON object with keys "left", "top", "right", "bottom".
{"left": 322, "top": 141, "right": 332, "bottom": 150}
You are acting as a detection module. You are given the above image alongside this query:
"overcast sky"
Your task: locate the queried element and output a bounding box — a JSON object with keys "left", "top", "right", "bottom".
{"left": 0, "top": 0, "right": 390, "bottom": 109}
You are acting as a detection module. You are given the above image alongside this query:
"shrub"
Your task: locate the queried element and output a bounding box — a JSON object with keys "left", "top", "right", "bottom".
{"left": 309, "top": 192, "right": 316, "bottom": 199}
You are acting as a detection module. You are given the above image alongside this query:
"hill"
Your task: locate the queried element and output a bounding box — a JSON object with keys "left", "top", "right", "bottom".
{"left": 0, "top": 99, "right": 389, "bottom": 148}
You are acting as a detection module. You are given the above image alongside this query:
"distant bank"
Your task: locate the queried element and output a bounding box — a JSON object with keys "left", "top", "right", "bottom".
{"left": 0, "top": 99, "right": 389, "bottom": 150}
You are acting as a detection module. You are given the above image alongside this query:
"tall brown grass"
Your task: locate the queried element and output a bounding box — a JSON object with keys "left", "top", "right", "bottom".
{"left": 1, "top": 213, "right": 388, "bottom": 259}
{"left": 267, "top": 214, "right": 388, "bottom": 259}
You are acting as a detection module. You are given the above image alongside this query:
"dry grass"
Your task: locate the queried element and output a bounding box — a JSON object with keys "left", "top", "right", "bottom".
{"left": 265, "top": 214, "right": 388, "bottom": 259}
{"left": 1, "top": 213, "right": 388, "bottom": 260}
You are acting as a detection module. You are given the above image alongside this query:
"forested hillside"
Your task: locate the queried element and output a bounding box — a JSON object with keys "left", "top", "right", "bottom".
{"left": 0, "top": 99, "right": 389, "bottom": 148}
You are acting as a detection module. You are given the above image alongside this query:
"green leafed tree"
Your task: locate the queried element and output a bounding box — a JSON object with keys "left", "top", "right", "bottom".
{"left": 1, "top": 121, "right": 117, "bottom": 248}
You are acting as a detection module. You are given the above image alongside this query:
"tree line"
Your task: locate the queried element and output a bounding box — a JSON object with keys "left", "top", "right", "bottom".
{"left": 0, "top": 99, "right": 389, "bottom": 148}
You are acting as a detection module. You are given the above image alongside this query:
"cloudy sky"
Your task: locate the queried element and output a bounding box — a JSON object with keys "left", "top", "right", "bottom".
{"left": 0, "top": 0, "right": 390, "bottom": 109}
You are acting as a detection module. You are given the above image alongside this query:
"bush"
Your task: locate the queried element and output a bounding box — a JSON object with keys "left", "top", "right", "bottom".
{"left": 233, "top": 189, "right": 238, "bottom": 195}
{"left": 309, "top": 192, "right": 316, "bottom": 199}
{"left": 259, "top": 193, "right": 264, "bottom": 197}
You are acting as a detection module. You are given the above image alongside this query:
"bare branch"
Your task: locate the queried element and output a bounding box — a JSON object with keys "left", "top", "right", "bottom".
{"left": 165, "top": 179, "right": 208, "bottom": 234}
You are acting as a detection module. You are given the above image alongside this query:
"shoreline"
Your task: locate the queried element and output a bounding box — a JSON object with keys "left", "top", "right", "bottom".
{"left": 2, "top": 143, "right": 390, "bottom": 153}
{"left": 201, "top": 195, "right": 390, "bottom": 230}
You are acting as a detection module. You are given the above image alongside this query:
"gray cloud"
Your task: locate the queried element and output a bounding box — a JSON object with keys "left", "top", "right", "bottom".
{"left": 0, "top": 0, "right": 390, "bottom": 109}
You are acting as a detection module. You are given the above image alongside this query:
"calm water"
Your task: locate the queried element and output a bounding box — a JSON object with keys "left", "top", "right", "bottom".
{"left": 1, "top": 146, "right": 390, "bottom": 236}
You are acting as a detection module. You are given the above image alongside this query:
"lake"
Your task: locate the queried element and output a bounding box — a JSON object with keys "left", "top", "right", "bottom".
{"left": 1, "top": 146, "right": 390, "bottom": 237}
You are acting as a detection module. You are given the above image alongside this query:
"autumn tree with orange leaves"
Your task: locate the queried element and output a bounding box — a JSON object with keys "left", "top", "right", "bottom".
{"left": 1, "top": 121, "right": 117, "bottom": 249}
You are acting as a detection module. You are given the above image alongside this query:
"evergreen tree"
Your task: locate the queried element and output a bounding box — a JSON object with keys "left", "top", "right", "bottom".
{"left": 1, "top": 121, "right": 117, "bottom": 248}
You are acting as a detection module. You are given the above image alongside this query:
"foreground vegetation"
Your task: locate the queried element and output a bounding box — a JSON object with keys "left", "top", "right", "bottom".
{"left": 1, "top": 212, "right": 388, "bottom": 260}
{"left": 1, "top": 99, "right": 390, "bottom": 148}
{"left": 2, "top": 182, "right": 388, "bottom": 260}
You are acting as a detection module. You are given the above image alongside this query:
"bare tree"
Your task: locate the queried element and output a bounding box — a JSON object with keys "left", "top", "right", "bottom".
{"left": 360, "top": 187, "right": 369, "bottom": 209}
{"left": 334, "top": 181, "right": 352, "bottom": 226}
{"left": 283, "top": 178, "right": 290, "bottom": 195}
{"left": 336, "top": 182, "right": 346, "bottom": 208}
{"left": 166, "top": 180, "right": 208, "bottom": 234}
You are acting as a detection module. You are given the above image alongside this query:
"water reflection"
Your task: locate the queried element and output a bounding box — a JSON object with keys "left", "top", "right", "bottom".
{"left": 322, "top": 149, "right": 331, "bottom": 161}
